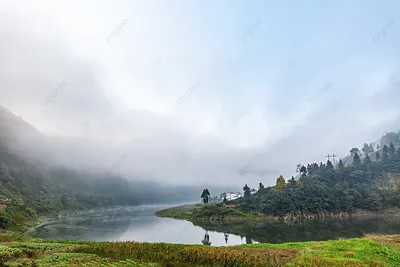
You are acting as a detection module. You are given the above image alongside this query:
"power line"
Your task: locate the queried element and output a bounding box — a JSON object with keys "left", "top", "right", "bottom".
{"left": 326, "top": 154, "right": 337, "bottom": 166}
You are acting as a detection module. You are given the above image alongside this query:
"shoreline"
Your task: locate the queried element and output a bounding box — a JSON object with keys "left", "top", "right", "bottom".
{"left": 155, "top": 203, "right": 400, "bottom": 223}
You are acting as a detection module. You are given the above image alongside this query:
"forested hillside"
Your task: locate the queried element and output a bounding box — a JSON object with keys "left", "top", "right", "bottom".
{"left": 240, "top": 132, "right": 400, "bottom": 218}
{"left": 0, "top": 144, "right": 204, "bottom": 229}
{"left": 195, "top": 131, "right": 400, "bottom": 220}
{"left": 0, "top": 106, "right": 202, "bottom": 230}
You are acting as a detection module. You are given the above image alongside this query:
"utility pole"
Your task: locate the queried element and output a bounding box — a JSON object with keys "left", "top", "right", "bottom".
{"left": 326, "top": 154, "right": 331, "bottom": 162}
{"left": 332, "top": 154, "right": 337, "bottom": 166}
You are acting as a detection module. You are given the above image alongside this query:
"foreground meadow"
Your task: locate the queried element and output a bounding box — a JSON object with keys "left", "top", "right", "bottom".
{"left": 0, "top": 233, "right": 399, "bottom": 266}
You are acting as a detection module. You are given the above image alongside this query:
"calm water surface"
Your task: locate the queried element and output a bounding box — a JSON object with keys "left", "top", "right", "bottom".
{"left": 31, "top": 203, "right": 400, "bottom": 246}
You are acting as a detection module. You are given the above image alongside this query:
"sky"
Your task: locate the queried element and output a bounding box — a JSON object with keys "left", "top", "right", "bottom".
{"left": 0, "top": 0, "right": 400, "bottom": 188}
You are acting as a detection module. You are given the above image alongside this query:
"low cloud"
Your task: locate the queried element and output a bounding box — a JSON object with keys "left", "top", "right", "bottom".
{"left": 0, "top": 1, "right": 400, "bottom": 189}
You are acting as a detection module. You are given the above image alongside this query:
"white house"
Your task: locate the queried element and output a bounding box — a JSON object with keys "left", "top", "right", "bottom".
{"left": 226, "top": 192, "right": 242, "bottom": 200}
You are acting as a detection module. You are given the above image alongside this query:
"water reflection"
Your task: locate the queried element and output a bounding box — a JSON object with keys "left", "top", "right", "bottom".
{"left": 194, "top": 216, "right": 400, "bottom": 244}
{"left": 201, "top": 230, "right": 211, "bottom": 246}
{"left": 30, "top": 204, "right": 400, "bottom": 246}
{"left": 224, "top": 233, "right": 228, "bottom": 244}
{"left": 245, "top": 236, "right": 252, "bottom": 244}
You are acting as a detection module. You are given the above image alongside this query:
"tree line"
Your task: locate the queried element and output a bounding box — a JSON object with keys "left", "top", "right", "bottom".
{"left": 233, "top": 132, "right": 400, "bottom": 217}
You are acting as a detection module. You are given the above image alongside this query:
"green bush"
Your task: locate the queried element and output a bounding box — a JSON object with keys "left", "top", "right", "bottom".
{"left": 0, "top": 210, "right": 11, "bottom": 229}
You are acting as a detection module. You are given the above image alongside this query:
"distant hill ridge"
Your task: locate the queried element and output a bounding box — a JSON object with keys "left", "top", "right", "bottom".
{"left": 0, "top": 105, "right": 211, "bottom": 229}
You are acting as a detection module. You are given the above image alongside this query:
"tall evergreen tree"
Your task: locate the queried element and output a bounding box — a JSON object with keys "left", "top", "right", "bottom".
{"left": 389, "top": 142, "right": 396, "bottom": 161}
{"left": 243, "top": 184, "right": 251, "bottom": 198}
{"left": 306, "top": 164, "right": 313, "bottom": 174}
{"left": 350, "top": 148, "right": 360, "bottom": 156}
{"left": 382, "top": 145, "right": 389, "bottom": 163}
{"left": 296, "top": 163, "right": 302, "bottom": 175}
{"left": 201, "top": 189, "right": 210, "bottom": 204}
{"left": 364, "top": 154, "right": 371, "bottom": 164}
{"left": 362, "top": 143, "right": 370, "bottom": 155}
{"left": 288, "top": 176, "right": 297, "bottom": 188}
{"left": 376, "top": 151, "right": 381, "bottom": 161}
{"left": 205, "top": 189, "right": 210, "bottom": 196}
{"left": 397, "top": 147, "right": 400, "bottom": 161}
{"left": 259, "top": 183, "right": 264, "bottom": 190}
{"left": 326, "top": 160, "right": 334, "bottom": 170}
{"left": 338, "top": 159, "right": 345, "bottom": 171}
{"left": 353, "top": 153, "right": 361, "bottom": 166}
{"left": 300, "top": 166, "right": 307, "bottom": 176}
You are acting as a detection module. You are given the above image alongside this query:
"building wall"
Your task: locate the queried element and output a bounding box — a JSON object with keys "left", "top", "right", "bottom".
{"left": 226, "top": 192, "right": 242, "bottom": 200}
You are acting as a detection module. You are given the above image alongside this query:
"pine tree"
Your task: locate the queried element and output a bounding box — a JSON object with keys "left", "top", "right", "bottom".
{"left": 364, "top": 154, "right": 371, "bottom": 164}
{"left": 353, "top": 153, "right": 361, "bottom": 166}
{"left": 243, "top": 184, "right": 251, "bottom": 198}
{"left": 201, "top": 189, "right": 210, "bottom": 204}
{"left": 362, "top": 143, "right": 369, "bottom": 155}
{"left": 382, "top": 145, "right": 389, "bottom": 163}
{"left": 288, "top": 176, "right": 297, "bottom": 188}
{"left": 259, "top": 183, "right": 264, "bottom": 190}
{"left": 376, "top": 151, "right": 381, "bottom": 161}
{"left": 350, "top": 148, "right": 360, "bottom": 156}
{"left": 389, "top": 142, "right": 396, "bottom": 161}
{"left": 338, "top": 159, "right": 345, "bottom": 171}
{"left": 326, "top": 160, "right": 334, "bottom": 170}
{"left": 300, "top": 166, "right": 307, "bottom": 176}
{"left": 397, "top": 147, "right": 400, "bottom": 161}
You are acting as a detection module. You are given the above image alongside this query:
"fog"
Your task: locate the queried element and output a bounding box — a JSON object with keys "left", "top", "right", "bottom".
{"left": 1, "top": 1, "right": 400, "bottom": 188}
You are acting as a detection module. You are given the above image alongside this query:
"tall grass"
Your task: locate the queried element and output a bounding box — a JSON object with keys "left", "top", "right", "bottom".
{"left": 72, "top": 242, "right": 291, "bottom": 267}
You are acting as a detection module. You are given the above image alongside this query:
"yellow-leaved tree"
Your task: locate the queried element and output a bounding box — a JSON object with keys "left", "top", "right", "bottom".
{"left": 276, "top": 175, "right": 286, "bottom": 189}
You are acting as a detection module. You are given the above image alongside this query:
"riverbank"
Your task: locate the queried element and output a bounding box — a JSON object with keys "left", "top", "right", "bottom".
{"left": 155, "top": 203, "right": 201, "bottom": 220}
{"left": 156, "top": 203, "right": 400, "bottom": 222}
{"left": 155, "top": 203, "right": 261, "bottom": 222}
{"left": 0, "top": 232, "right": 399, "bottom": 266}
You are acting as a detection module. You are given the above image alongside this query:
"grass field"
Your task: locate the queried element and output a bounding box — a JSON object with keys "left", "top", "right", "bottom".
{"left": 155, "top": 204, "right": 201, "bottom": 220}
{"left": 155, "top": 203, "right": 260, "bottom": 222}
{"left": 1, "top": 232, "right": 400, "bottom": 266}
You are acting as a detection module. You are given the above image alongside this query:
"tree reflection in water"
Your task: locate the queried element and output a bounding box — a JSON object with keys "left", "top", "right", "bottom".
{"left": 201, "top": 230, "right": 211, "bottom": 246}
{"left": 193, "top": 216, "right": 400, "bottom": 244}
{"left": 245, "top": 236, "right": 252, "bottom": 244}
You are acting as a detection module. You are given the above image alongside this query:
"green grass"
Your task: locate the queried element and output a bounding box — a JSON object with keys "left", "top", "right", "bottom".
{"left": 157, "top": 203, "right": 269, "bottom": 224}
{"left": 242, "top": 237, "right": 400, "bottom": 266}
{"left": 156, "top": 203, "right": 262, "bottom": 222}
{"left": 239, "top": 241, "right": 321, "bottom": 250}
{"left": 155, "top": 204, "right": 200, "bottom": 220}
{"left": 0, "top": 232, "right": 400, "bottom": 266}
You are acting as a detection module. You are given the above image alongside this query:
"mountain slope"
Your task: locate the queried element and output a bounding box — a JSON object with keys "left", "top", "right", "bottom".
{"left": 0, "top": 106, "right": 205, "bottom": 229}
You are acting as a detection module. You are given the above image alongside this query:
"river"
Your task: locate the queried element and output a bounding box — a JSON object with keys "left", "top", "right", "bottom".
{"left": 31, "top": 203, "right": 400, "bottom": 246}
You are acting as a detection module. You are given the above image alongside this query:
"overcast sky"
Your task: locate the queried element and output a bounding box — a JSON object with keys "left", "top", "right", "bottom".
{"left": 1, "top": 1, "right": 400, "bottom": 188}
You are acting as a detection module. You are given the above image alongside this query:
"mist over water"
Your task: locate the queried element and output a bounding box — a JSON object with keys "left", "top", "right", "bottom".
{"left": 31, "top": 203, "right": 254, "bottom": 246}
{"left": 32, "top": 204, "right": 400, "bottom": 246}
